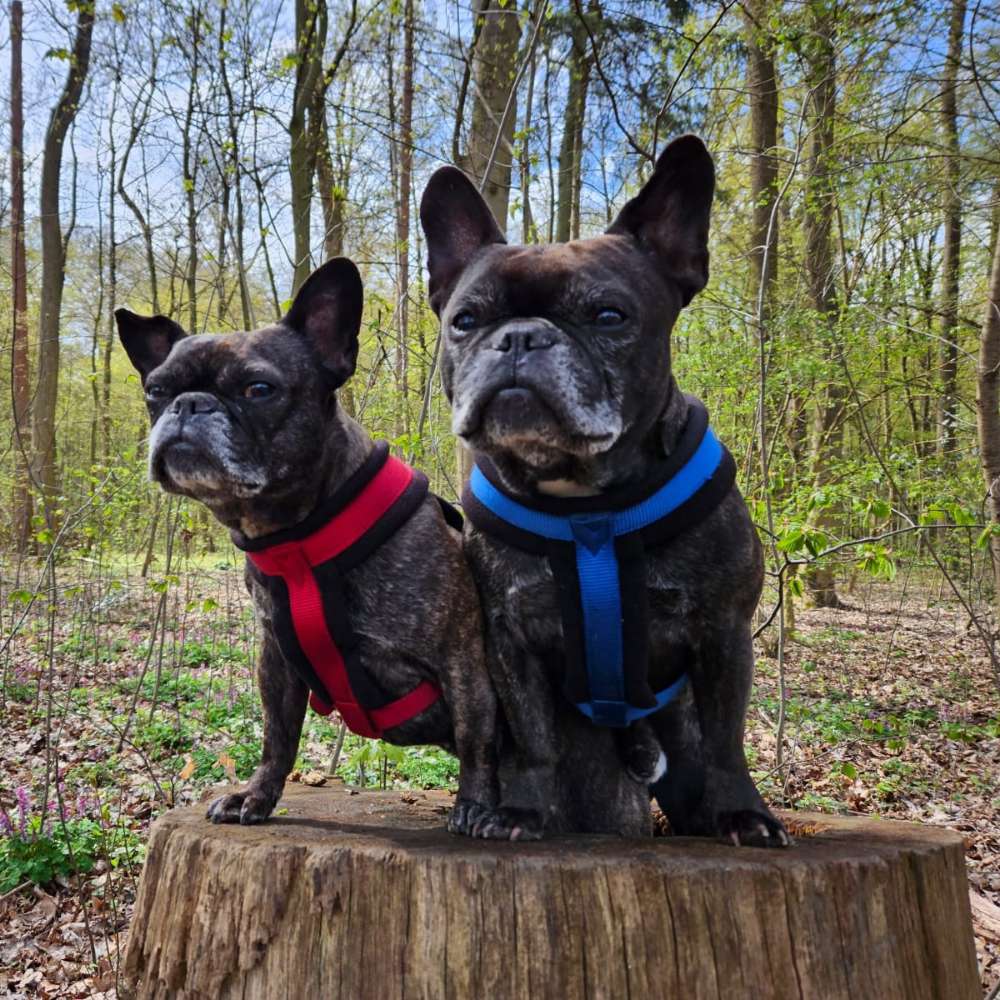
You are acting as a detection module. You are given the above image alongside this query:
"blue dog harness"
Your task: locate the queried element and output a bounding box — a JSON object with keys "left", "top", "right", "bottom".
{"left": 463, "top": 396, "right": 736, "bottom": 728}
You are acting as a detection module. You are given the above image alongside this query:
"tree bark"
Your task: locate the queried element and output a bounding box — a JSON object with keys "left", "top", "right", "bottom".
{"left": 937, "top": 0, "right": 967, "bottom": 456}
{"left": 455, "top": 0, "right": 522, "bottom": 485}
{"left": 289, "top": 0, "right": 328, "bottom": 293}
{"left": 182, "top": 8, "right": 202, "bottom": 331}
{"left": 121, "top": 784, "right": 981, "bottom": 1000}
{"left": 459, "top": 0, "right": 521, "bottom": 233}
{"left": 556, "top": 3, "right": 598, "bottom": 243}
{"left": 395, "top": 0, "right": 415, "bottom": 439}
{"left": 977, "top": 191, "right": 1000, "bottom": 636}
{"left": 744, "top": 0, "right": 779, "bottom": 325}
{"left": 31, "top": 0, "right": 94, "bottom": 524}
{"left": 9, "top": 0, "right": 32, "bottom": 549}
{"left": 519, "top": 46, "right": 538, "bottom": 243}
{"left": 219, "top": 1, "right": 253, "bottom": 330}
{"left": 802, "top": 3, "right": 843, "bottom": 609}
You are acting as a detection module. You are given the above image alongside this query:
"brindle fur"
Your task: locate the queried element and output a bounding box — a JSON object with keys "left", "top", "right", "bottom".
{"left": 420, "top": 136, "right": 788, "bottom": 845}
{"left": 116, "top": 258, "right": 503, "bottom": 837}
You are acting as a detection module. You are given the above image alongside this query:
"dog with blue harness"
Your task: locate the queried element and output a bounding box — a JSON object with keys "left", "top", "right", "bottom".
{"left": 464, "top": 396, "right": 732, "bottom": 730}
{"left": 420, "top": 134, "right": 789, "bottom": 845}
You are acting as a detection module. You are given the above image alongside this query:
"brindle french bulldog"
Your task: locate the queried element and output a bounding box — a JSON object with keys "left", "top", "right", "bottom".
{"left": 116, "top": 258, "right": 506, "bottom": 837}
{"left": 419, "top": 135, "right": 789, "bottom": 846}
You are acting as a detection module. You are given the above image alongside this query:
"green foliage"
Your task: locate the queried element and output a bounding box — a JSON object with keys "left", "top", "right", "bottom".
{"left": 0, "top": 815, "right": 143, "bottom": 895}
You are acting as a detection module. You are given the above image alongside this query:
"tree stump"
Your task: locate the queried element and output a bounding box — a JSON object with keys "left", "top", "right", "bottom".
{"left": 121, "top": 784, "right": 980, "bottom": 1000}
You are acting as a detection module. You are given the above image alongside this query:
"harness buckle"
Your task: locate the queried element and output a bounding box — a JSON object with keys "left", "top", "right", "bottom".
{"left": 568, "top": 512, "right": 614, "bottom": 554}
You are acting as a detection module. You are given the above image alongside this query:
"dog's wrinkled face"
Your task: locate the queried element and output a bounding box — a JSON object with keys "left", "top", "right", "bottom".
{"left": 116, "top": 257, "right": 363, "bottom": 526}
{"left": 420, "top": 135, "right": 715, "bottom": 484}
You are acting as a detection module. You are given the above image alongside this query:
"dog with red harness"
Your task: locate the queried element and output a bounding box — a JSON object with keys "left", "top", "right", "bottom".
{"left": 116, "top": 257, "right": 504, "bottom": 838}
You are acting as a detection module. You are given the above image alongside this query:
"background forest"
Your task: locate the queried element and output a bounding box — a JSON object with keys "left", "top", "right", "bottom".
{"left": 2, "top": 0, "right": 1000, "bottom": 995}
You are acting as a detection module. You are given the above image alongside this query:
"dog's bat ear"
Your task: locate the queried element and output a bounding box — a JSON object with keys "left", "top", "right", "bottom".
{"left": 284, "top": 257, "right": 364, "bottom": 389}
{"left": 419, "top": 166, "right": 506, "bottom": 314}
{"left": 115, "top": 309, "right": 188, "bottom": 382}
{"left": 606, "top": 135, "right": 715, "bottom": 306}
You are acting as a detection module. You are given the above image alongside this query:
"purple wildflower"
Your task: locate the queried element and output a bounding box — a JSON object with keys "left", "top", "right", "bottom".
{"left": 0, "top": 807, "right": 13, "bottom": 836}
{"left": 15, "top": 787, "right": 30, "bottom": 837}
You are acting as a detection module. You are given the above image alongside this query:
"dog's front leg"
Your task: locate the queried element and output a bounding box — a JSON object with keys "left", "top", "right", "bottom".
{"left": 207, "top": 629, "right": 308, "bottom": 825}
{"left": 680, "top": 616, "right": 789, "bottom": 847}
{"left": 438, "top": 604, "right": 503, "bottom": 837}
{"left": 474, "top": 623, "right": 559, "bottom": 840}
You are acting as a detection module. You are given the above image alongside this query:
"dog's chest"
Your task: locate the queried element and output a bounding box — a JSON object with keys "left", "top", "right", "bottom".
{"left": 497, "top": 553, "right": 694, "bottom": 656}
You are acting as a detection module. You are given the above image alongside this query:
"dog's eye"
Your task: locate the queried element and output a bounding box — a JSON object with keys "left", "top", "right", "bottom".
{"left": 244, "top": 382, "right": 275, "bottom": 400}
{"left": 452, "top": 311, "right": 477, "bottom": 333}
{"left": 145, "top": 383, "right": 168, "bottom": 401}
{"left": 595, "top": 308, "right": 626, "bottom": 327}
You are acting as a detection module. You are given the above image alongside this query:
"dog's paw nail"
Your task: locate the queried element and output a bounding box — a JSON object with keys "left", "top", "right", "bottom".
{"left": 649, "top": 751, "right": 668, "bottom": 784}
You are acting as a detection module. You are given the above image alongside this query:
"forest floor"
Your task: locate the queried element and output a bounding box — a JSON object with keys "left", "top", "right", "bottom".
{"left": 0, "top": 563, "right": 998, "bottom": 997}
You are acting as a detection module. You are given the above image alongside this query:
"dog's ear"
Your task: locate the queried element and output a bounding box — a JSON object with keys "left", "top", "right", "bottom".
{"left": 419, "top": 166, "right": 506, "bottom": 314}
{"left": 115, "top": 309, "right": 188, "bottom": 382}
{"left": 284, "top": 257, "right": 364, "bottom": 388}
{"left": 606, "top": 135, "right": 715, "bottom": 306}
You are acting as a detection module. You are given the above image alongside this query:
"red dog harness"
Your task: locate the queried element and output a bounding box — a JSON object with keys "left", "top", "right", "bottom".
{"left": 235, "top": 442, "right": 450, "bottom": 738}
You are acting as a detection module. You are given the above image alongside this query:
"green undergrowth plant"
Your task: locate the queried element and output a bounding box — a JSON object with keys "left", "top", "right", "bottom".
{"left": 0, "top": 788, "right": 143, "bottom": 894}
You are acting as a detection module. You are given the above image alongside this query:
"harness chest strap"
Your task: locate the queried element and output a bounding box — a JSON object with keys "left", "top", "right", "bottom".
{"left": 463, "top": 396, "right": 737, "bottom": 728}
{"left": 238, "top": 443, "right": 442, "bottom": 739}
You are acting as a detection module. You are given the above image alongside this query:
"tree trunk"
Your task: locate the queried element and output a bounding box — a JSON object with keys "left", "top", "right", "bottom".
{"left": 937, "top": 0, "right": 967, "bottom": 457}
{"left": 802, "top": 3, "right": 843, "bottom": 609}
{"left": 455, "top": 0, "right": 522, "bottom": 485}
{"left": 556, "top": 4, "right": 597, "bottom": 243}
{"left": 977, "top": 192, "right": 1000, "bottom": 637}
{"left": 117, "top": 60, "right": 160, "bottom": 315}
{"left": 519, "top": 46, "right": 538, "bottom": 243}
{"left": 31, "top": 0, "right": 94, "bottom": 525}
{"left": 103, "top": 79, "right": 117, "bottom": 463}
{"left": 9, "top": 0, "right": 32, "bottom": 549}
{"left": 744, "top": 0, "right": 779, "bottom": 325}
{"left": 121, "top": 784, "right": 980, "bottom": 1000}
{"left": 219, "top": 1, "right": 253, "bottom": 330}
{"left": 182, "top": 9, "right": 202, "bottom": 331}
{"left": 395, "top": 0, "right": 415, "bottom": 440}
{"left": 460, "top": 0, "right": 521, "bottom": 234}
{"left": 289, "top": 0, "right": 328, "bottom": 293}
{"left": 315, "top": 101, "right": 348, "bottom": 261}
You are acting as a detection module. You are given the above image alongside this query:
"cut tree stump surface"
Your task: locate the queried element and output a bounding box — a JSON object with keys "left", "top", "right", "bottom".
{"left": 122, "top": 783, "right": 980, "bottom": 1000}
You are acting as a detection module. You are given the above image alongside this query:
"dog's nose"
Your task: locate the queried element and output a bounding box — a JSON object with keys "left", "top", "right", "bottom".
{"left": 171, "top": 392, "right": 220, "bottom": 417}
{"left": 492, "top": 326, "right": 556, "bottom": 353}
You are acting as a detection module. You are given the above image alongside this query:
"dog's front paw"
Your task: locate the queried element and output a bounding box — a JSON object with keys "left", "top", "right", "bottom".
{"left": 718, "top": 809, "right": 791, "bottom": 848}
{"left": 447, "top": 797, "right": 493, "bottom": 837}
{"left": 626, "top": 748, "right": 668, "bottom": 786}
{"left": 206, "top": 790, "right": 276, "bottom": 826}
{"left": 471, "top": 806, "right": 545, "bottom": 842}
